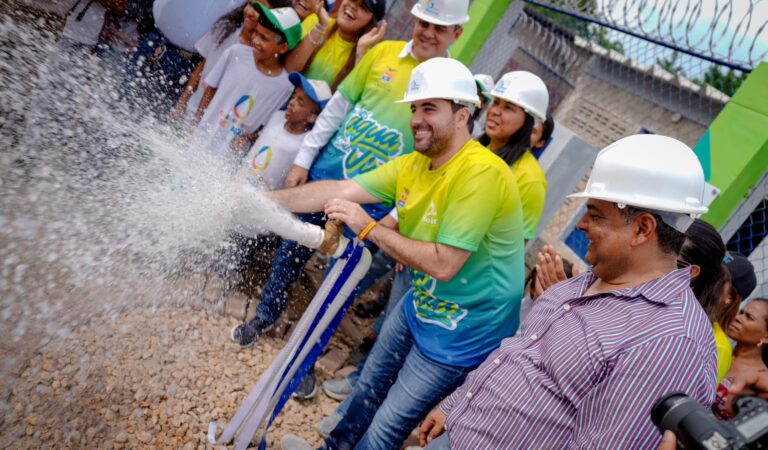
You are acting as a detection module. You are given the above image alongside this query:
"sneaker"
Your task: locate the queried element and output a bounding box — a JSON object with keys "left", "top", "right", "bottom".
{"left": 291, "top": 371, "right": 318, "bottom": 400}
{"left": 316, "top": 413, "right": 342, "bottom": 438}
{"left": 280, "top": 433, "right": 313, "bottom": 450}
{"left": 322, "top": 377, "right": 353, "bottom": 401}
{"left": 230, "top": 318, "right": 272, "bottom": 347}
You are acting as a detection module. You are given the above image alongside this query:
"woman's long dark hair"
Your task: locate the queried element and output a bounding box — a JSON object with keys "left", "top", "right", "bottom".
{"left": 680, "top": 219, "right": 729, "bottom": 324}
{"left": 477, "top": 112, "right": 536, "bottom": 166}
{"left": 211, "top": 0, "right": 294, "bottom": 47}
{"left": 212, "top": 7, "right": 246, "bottom": 46}
{"left": 306, "top": 0, "right": 376, "bottom": 91}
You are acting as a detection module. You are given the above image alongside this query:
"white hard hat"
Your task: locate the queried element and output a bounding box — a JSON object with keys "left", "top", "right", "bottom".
{"left": 398, "top": 57, "right": 481, "bottom": 107}
{"left": 410, "top": 0, "right": 470, "bottom": 26}
{"left": 473, "top": 74, "right": 495, "bottom": 102}
{"left": 490, "top": 71, "right": 549, "bottom": 122}
{"left": 568, "top": 134, "right": 709, "bottom": 233}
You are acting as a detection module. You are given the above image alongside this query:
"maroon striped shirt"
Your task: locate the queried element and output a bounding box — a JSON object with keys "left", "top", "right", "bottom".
{"left": 440, "top": 268, "right": 717, "bottom": 449}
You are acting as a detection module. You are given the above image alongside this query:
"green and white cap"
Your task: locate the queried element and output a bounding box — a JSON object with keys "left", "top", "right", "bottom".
{"left": 254, "top": 3, "right": 302, "bottom": 50}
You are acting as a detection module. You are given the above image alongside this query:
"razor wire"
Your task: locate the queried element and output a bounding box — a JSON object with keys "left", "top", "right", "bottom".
{"left": 523, "top": 0, "right": 768, "bottom": 72}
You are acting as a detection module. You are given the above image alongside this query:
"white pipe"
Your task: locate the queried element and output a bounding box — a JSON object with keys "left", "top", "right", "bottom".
{"left": 228, "top": 182, "right": 327, "bottom": 248}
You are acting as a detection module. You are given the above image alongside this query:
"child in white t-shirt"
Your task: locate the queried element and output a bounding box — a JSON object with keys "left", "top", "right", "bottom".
{"left": 241, "top": 73, "right": 332, "bottom": 191}
{"left": 219, "top": 76, "right": 331, "bottom": 296}
{"left": 191, "top": 5, "right": 303, "bottom": 161}
{"left": 169, "top": 3, "right": 261, "bottom": 126}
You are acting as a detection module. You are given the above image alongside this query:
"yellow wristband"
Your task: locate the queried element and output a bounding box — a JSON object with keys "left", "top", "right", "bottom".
{"left": 357, "top": 221, "right": 377, "bottom": 241}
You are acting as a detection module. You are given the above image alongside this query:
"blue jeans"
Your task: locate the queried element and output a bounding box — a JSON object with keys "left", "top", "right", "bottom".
{"left": 124, "top": 32, "right": 198, "bottom": 114}
{"left": 252, "top": 211, "right": 325, "bottom": 324}
{"left": 372, "top": 270, "right": 411, "bottom": 335}
{"left": 341, "top": 269, "right": 412, "bottom": 402}
{"left": 324, "top": 295, "right": 472, "bottom": 450}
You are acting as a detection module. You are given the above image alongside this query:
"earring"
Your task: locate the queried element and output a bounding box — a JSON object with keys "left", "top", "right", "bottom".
{"left": 275, "top": 53, "right": 279, "bottom": 59}
{"left": 759, "top": 342, "right": 764, "bottom": 348}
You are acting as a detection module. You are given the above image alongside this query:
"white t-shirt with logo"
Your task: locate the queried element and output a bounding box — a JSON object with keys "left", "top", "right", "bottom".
{"left": 240, "top": 111, "right": 307, "bottom": 191}
{"left": 194, "top": 44, "right": 292, "bottom": 158}
{"left": 181, "top": 26, "right": 243, "bottom": 125}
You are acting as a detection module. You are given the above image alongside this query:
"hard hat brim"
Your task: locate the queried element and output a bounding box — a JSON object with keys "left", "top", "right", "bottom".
{"left": 566, "top": 191, "right": 709, "bottom": 215}
{"left": 410, "top": 4, "right": 470, "bottom": 26}
{"left": 488, "top": 92, "right": 546, "bottom": 122}
{"left": 396, "top": 94, "right": 481, "bottom": 107}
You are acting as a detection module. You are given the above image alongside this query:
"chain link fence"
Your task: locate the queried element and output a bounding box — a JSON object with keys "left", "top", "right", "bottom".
{"left": 385, "top": 0, "right": 767, "bottom": 298}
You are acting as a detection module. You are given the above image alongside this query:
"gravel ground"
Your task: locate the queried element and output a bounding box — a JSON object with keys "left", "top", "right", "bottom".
{"left": 0, "top": 307, "right": 340, "bottom": 449}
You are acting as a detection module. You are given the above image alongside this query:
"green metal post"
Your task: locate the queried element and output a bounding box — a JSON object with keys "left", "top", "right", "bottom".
{"left": 695, "top": 62, "right": 768, "bottom": 228}
{"left": 452, "top": 0, "right": 512, "bottom": 66}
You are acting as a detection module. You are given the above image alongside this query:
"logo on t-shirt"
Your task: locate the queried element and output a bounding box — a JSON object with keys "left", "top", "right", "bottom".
{"left": 422, "top": 201, "right": 438, "bottom": 225}
{"left": 219, "top": 95, "right": 254, "bottom": 136}
{"left": 397, "top": 188, "right": 410, "bottom": 208}
{"left": 334, "top": 107, "right": 404, "bottom": 179}
{"left": 381, "top": 67, "right": 397, "bottom": 83}
{"left": 250, "top": 145, "right": 272, "bottom": 171}
{"left": 410, "top": 270, "right": 468, "bottom": 330}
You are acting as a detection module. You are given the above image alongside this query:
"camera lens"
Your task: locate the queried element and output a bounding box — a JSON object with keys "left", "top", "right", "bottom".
{"left": 652, "top": 392, "right": 739, "bottom": 450}
{"left": 651, "top": 392, "right": 703, "bottom": 434}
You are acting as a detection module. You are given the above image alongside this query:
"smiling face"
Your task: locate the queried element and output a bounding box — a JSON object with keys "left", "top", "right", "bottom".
{"left": 485, "top": 97, "right": 527, "bottom": 141}
{"left": 292, "top": 0, "right": 313, "bottom": 20}
{"left": 727, "top": 300, "right": 768, "bottom": 346}
{"left": 250, "top": 22, "right": 288, "bottom": 61}
{"left": 243, "top": 3, "right": 260, "bottom": 31}
{"left": 576, "top": 200, "right": 637, "bottom": 280}
{"left": 411, "top": 19, "right": 462, "bottom": 61}
{"left": 336, "top": 0, "right": 374, "bottom": 35}
{"left": 410, "top": 99, "right": 458, "bottom": 157}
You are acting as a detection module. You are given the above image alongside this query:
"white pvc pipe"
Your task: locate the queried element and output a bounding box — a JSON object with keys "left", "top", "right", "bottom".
{"left": 227, "top": 182, "right": 326, "bottom": 249}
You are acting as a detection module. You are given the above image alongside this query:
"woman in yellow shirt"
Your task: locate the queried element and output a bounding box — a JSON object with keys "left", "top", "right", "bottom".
{"left": 478, "top": 71, "right": 549, "bottom": 241}
{"left": 286, "top": 0, "right": 387, "bottom": 90}
{"left": 679, "top": 219, "right": 736, "bottom": 384}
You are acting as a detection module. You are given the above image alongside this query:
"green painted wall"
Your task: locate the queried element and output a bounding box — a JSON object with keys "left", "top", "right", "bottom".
{"left": 697, "top": 62, "right": 768, "bottom": 228}
{"left": 451, "top": 0, "right": 512, "bottom": 66}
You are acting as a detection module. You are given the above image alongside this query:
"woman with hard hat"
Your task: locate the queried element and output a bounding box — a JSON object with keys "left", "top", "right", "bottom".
{"left": 285, "top": 0, "right": 388, "bottom": 90}
{"left": 479, "top": 71, "right": 550, "bottom": 242}
{"left": 471, "top": 73, "right": 494, "bottom": 139}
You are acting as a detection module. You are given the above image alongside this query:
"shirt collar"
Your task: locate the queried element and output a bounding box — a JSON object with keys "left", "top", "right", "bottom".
{"left": 577, "top": 267, "right": 692, "bottom": 305}
{"left": 397, "top": 40, "right": 451, "bottom": 60}
{"left": 398, "top": 40, "right": 417, "bottom": 59}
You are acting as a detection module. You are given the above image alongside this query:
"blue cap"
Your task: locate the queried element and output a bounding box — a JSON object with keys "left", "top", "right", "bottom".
{"left": 288, "top": 73, "right": 332, "bottom": 110}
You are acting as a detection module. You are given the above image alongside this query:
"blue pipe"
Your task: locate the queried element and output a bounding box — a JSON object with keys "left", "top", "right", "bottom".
{"left": 207, "top": 238, "right": 372, "bottom": 449}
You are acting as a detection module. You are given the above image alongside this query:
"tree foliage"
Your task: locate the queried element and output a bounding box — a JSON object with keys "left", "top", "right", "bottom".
{"left": 526, "top": 1, "right": 625, "bottom": 54}
{"left": 694, "top": 66, "right": 747, "bottom": 96}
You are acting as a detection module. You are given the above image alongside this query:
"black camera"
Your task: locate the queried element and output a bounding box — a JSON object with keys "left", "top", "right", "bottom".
{"left": 651, "top": 391, "right": 768, "bottom": 449}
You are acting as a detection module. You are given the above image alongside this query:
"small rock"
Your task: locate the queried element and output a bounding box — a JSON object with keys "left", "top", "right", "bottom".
{"left": 137, "top": 431, "right": 152, "bottom": 443}
{"left": 114, "top": 431, "right": 129, "bottom": 443}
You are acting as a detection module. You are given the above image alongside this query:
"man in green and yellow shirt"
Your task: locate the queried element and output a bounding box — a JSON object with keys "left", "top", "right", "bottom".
{"left": 230, "top": 0, "right": 473, "bottom": 368}
{"left": 272, "top": 57, "right": 525, "bottom": 450}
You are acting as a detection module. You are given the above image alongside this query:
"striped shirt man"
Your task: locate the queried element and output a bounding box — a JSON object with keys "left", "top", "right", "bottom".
{"left": 440, "top": 267, "right": 717, "bottom": 449}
